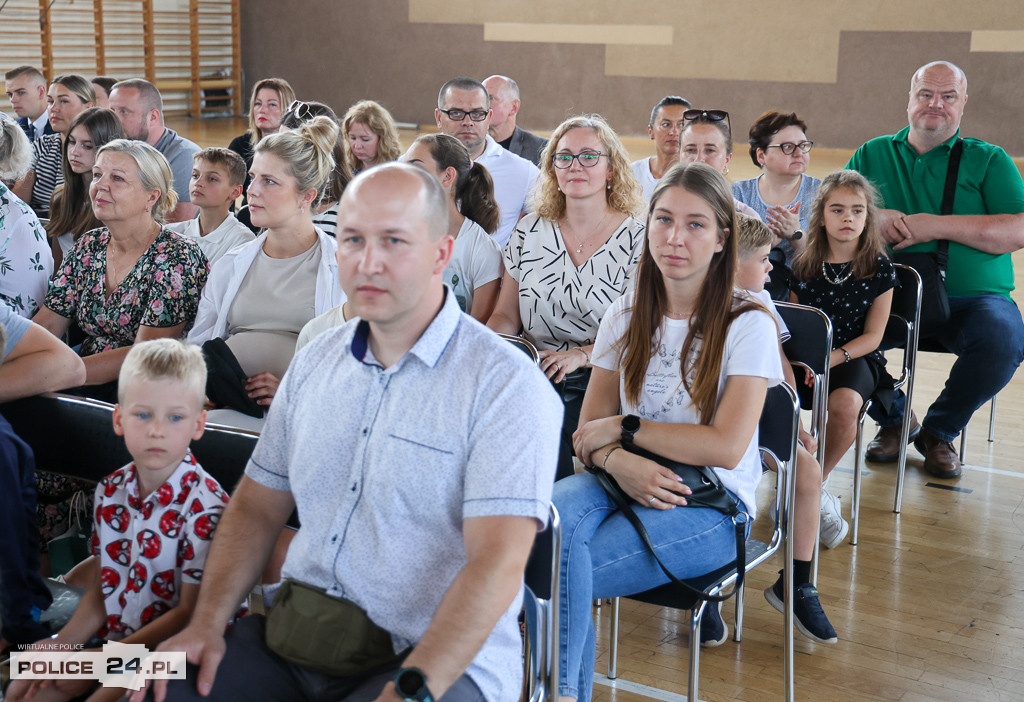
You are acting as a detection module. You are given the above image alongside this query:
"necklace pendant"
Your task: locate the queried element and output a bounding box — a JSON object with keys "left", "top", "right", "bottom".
{"left": 576, "top": 243, "right": 583, "bottom": 254}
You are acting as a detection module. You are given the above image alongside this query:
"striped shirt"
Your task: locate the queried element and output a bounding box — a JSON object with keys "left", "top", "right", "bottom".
{"left": 30, "top": 134, "right": 63, "bottom": 216}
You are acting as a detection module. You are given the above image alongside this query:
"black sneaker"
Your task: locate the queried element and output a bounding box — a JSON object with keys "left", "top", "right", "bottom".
{"left": 764, "top": 577, "right": 838, "bottom": 644}
{"left": 698, "top": 600, "right": 728, "bottom": 648}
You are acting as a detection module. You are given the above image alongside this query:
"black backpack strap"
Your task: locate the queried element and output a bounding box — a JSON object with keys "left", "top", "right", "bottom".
{"left": 936, "top": 137, "right": 963, "bottom": 271}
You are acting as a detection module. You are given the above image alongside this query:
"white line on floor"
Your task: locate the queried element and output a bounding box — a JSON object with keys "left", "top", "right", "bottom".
{"left": 593, "top": 673, "right": 690, "bottom": 701}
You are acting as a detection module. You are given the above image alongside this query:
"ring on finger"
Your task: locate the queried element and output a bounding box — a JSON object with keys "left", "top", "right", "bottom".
{"left": 648, "top": 496, "right": 656, "bottom": 505}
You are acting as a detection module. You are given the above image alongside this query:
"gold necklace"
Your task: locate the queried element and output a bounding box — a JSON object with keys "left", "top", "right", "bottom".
{"left": 563, "top": 211, "right": 610, "bottom": 254}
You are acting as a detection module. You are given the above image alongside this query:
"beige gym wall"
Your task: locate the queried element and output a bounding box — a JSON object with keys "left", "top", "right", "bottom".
{"left": 240, "top": 0, "right": 1024, "bottom": 155}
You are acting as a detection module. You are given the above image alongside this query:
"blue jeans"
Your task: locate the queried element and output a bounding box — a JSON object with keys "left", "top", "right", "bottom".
{"left": 870, "top": 294, "right": 1024, "bottom": 442}
{"left": 553, "top": 473, "right": 748, "bottom": 701}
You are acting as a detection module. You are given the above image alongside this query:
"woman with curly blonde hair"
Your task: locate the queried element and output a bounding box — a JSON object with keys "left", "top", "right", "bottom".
{"left": 488, "top": 114, "right": 646, "bottom": 479}
{"left": 341, "top": 99, "right": 401, "bottom": 174}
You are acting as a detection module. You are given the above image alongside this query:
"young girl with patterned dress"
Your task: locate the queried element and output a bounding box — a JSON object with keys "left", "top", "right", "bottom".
{"left": 789, "top": 169, "right": 897, "bottom": 545}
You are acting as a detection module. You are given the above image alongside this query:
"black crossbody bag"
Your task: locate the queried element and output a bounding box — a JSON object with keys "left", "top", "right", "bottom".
{"left": 891, "top": 137, "right": 962, "bottom": 339}
{"left": 590, "top": 446, "right": 748, "bottom": 603}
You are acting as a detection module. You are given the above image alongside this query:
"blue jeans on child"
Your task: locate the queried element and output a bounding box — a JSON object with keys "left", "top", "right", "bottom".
{"left": 553, "top": 472, "right": 749, "bottom": 701}
{"left": 869, "top": 294, "right": 1024, "bottom": 442}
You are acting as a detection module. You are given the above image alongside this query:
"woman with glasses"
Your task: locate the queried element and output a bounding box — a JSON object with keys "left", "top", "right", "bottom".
{"left": 679, "top": 109, "right": 762, "bottom": 220}
{"left": 228, "top": 78, "right": 296, "bottom": 210}
{"left": 732, "top": 110, "right": 820, "bottom": 263}
{"left": 487, "top": 114, "right": 646, "bottom": 480}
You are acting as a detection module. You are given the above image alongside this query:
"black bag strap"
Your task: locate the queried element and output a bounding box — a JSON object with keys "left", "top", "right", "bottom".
{"left": 591, "top": 466, "right": 747, "bottom": 603}
{"left": 936, "top": 137, "right": 963, "bottom": 270}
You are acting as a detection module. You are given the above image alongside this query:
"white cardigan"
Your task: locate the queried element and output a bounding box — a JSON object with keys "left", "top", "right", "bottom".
{"left": 187, "top": 228, "right": 344, "bottom": 344}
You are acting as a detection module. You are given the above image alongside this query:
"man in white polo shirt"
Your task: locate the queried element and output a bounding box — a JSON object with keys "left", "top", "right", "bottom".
{"left": 435, "top": 77, "right": 538, "bottom": 249}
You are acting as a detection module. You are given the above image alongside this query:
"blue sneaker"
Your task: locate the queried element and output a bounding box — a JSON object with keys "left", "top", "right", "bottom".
{"left": 764, "top": 576, "right": 837, "bottom": 644}
{"left": 698, "top": 600, "right": 728, "bottom": 647}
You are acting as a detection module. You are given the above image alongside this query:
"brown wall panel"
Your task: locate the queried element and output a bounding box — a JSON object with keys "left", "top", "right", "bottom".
{"left": 240, "top": 1, "right": 1024, "bottom": 155}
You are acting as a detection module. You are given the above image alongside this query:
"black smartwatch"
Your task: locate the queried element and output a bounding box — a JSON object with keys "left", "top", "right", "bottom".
{"left": 394, "top": 667, "right": 434, "bottom": 702}
{"left": 620, "top": 414, "right": 641, "bottom": 446}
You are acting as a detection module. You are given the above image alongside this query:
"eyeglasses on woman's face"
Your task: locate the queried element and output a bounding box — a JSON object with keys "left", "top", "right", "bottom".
{"left": 765, "top": 141, "right": 814, "bottom": 155}
{"left": 552, "top": 151, "right": 605, "bottom": 169}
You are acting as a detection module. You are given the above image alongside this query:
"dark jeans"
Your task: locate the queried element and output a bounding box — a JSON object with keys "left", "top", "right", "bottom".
{"left": 869, "top": 294, "right": 1024, "bottom": 442}
{"left": 156, "top": 615, "right": 484, "bottom": 702}
{"left": 0, "top": 413, "right": 53, "bottom": 644}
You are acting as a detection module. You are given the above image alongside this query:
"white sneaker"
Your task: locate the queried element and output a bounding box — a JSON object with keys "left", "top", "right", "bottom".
{"left": 819, "top": 488, "right": 849, "bottom": 549}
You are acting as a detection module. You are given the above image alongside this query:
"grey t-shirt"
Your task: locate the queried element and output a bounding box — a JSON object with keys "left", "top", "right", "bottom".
{"left": 154, "top": 127, "right": 201, "bottom": 203}
{"left": 1, "top": 303, "right": 31, "bottom": 360}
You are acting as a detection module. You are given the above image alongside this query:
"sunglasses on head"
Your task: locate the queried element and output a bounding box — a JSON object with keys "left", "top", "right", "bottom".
{"left": 286, "top": 100, "right": 315, "bottom": 123}
{"left": 682, "top": 109, "right": 729, "bottom": 123}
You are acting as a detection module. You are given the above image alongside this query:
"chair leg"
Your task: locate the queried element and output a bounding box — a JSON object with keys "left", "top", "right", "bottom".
{"left": 688, "top": 607, "right": 702, "bottom": 702}
{"left": 734, "top": 581, "right": 744, "bottom": 642}
{"left": 959, "top": 424, "right": 967, "bottom": 463}
{"left": 988, "top": 396, "right": 997, "bottom": 442}
{"left": 607, "top": 597, "right": 620, "bottom": 679}
{"left": 851, "top": 401, "right": 870, "bottom": 545}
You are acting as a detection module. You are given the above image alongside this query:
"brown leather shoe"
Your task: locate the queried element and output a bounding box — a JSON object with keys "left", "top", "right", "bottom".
{"left": 913, "top": 428, "right": 962, "bottom": 478}
{"left": 865, "top": 412, "right": 920, "bottom": 462}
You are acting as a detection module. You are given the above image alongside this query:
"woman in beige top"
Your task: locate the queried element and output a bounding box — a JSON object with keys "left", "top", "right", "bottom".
{"left": 189, "top": 116, "right": 345, "bottom": 409}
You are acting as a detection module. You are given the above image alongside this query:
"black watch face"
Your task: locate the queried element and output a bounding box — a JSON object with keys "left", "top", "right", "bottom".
{"left": 397, "top": 669, "right": 425, "bottom": 697}
{"left": 622, "top": 414, "right": 640, "bottom": 435}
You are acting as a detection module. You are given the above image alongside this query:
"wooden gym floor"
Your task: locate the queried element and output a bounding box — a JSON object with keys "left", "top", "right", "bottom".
{"left": 172, "top": 118, "right": 1024, "bottom": 702}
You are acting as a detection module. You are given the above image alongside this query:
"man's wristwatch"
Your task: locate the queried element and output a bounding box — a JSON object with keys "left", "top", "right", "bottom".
{"left": 620, "top": 414, "right": 641, "bottom": 446}
{"left": 394, "top": 667, "right": 435, "bottom": 702}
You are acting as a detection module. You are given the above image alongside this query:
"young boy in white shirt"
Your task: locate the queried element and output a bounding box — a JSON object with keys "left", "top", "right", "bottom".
{"left": 6, "top": 340, "right": 232, "bottom": 702}
{"left": 167, "top": 148, "right": 254, "bottom": 265}
{"left": 729, "top": 214, "right": 839, "bottom": 645}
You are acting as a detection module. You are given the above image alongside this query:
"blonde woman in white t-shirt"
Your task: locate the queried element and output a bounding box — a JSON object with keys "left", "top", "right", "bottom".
{"left": 402, "top": 133, "right": 502, "bottom": 321}
{"left": 554, "top": 163, "right": 783, "bottom": 702}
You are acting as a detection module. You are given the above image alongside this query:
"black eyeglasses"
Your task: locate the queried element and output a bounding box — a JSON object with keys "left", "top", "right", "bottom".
{"left": 766, "top": 141, "right": 814, "bottom": 155}
{"left": 683, "top": 109, "right": 729, "bottom": 123}
{"left": 438, "top": 108, "right": 489, "bottom": 122}
{"left": 286, "top": 100, "right": 315, "bottom": 122}
{"left": 552, "top": 151, "right": 605, "bottom": 169}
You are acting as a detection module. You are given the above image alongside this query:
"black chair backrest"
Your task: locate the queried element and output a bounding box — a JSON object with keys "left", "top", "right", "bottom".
{"left": 0, "top": 394, "right": 258, "bottom": 492}
{"left": 524, "top": 505, "right": 558, "bottom": 600}
{"left": 885, "top": 263, "right": 926, "bottom": 348}
{"left": 758, "top": 384, "right": 799, "bottom": 463}
{"left": 776, "top": 302, "right": 833, "bottom": 375}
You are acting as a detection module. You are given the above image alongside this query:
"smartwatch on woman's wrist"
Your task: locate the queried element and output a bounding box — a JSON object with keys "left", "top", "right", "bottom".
{"left": 620, "top": 414, "right": 641, "bottom": 446}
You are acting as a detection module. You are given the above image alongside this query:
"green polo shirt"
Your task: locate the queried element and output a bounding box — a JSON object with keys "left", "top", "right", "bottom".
{"left": 846, "top": 127, "right": 1024, "bottom": 298}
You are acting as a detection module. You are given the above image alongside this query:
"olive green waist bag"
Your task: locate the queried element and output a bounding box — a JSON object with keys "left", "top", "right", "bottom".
{"left": 265, "top": 579, "right": 408, "bottom": 677}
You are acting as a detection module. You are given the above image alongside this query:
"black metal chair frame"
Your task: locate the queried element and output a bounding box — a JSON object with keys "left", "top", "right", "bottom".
{"left": 522, "top": 503, "right": 561, "bottom": 702}
{"left": 851, "top": 263, "right": 921, "bottom": 544}
{"left": 498, "top": 333, "right": 541, "bottom": 366}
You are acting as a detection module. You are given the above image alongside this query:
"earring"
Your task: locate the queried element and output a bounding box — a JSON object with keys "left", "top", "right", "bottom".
{"left": 723, "top": 166, "right": 730, "bottom": 176}
{"left": 606, "top": 182, "right": 611, "bottom": 190}
{"left": 557, "top": 186, "right": 561, "bottom": 193}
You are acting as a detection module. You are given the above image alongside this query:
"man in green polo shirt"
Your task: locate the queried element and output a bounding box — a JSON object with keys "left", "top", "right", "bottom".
{"left": 847, "top": 60, "right": 1024, "bottom": 479}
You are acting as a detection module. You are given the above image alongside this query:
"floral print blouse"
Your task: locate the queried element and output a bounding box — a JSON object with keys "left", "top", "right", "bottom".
{"left": 45, "top": 226, "right": 209, "bottom": 356}
{"left": 0, "top": 181, "right": 53, "bottom": 317}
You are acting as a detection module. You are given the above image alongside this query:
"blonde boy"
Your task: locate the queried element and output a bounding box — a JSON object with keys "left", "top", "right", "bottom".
{"left": 166, "top": 148, "right": 254, "bottom": 264}
{"left": 732, "top": 214, "right": 839, "bottom": 645}
{"left": 7, "top": 340, "right": 231, "bottom": 702}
